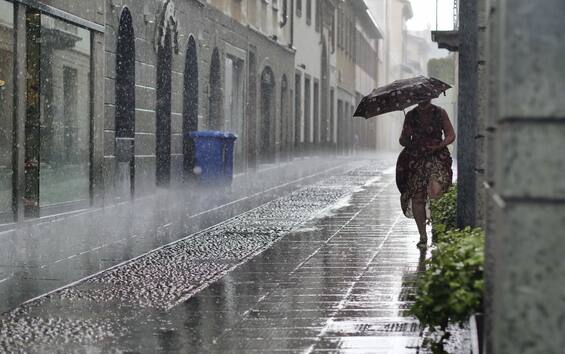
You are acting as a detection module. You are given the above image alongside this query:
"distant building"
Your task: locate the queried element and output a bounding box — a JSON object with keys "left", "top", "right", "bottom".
{"left": 353, "top": 1, "right": 382, "bottom": 150}
{"left": 367, "top": 0, "right": 413, "bottom": 151}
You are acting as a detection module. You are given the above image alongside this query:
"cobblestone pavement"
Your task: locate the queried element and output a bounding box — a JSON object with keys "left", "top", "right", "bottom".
{"left": 0, "top": 156, "right": 357, "bottom": 314}
{"left": 0, "top": 157, "right": 431, "bottom": 353}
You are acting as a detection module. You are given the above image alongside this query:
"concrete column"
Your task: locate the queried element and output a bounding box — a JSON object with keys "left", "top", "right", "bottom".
{"left": 456, "top": 0, "right": 478, "bottom": 228}
{"left": 490, "top": 0, "right": 565, "bottom": 352}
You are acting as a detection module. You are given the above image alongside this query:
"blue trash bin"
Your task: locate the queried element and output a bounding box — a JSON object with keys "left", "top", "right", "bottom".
{"left": 189, "top": 131, "right": 237, "bottom": 185}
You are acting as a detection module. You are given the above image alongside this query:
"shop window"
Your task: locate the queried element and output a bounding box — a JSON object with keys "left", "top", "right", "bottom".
{"left": 26, "top": 10, "right": 92, "bottom": 216}
{"left": 0, "top": 0, "right": 14, "bottom": 222}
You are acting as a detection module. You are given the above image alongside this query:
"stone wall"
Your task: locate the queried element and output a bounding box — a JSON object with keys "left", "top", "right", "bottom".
{"left": 103, "top": 0, "right": 295, "bottom": 199}
{"left": 466, "top": 0, "right": 565, "bottom": 352}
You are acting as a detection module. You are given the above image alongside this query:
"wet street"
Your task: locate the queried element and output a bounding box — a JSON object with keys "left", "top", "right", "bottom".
{"left": 0, "top": 157, "right": 429, "bottom": 353}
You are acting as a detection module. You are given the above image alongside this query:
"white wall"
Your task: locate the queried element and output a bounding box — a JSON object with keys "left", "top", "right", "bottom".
{"left": 293, "top": 0, "right": 322, "bottom": 143}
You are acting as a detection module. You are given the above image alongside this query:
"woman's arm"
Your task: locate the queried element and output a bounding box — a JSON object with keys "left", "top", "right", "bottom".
{"left": 399, "top": 116, "right": 412, "bottom": 147}
{"left": 440, "top": 109, "right": 456, "bottom": 147}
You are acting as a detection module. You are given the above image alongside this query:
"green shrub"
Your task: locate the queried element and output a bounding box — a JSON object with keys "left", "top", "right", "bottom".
{"left": 430, "top": 185, "right": 457, "bottom": 241}
{"left": 410, "top": 227, "right": 485, "bottom": 331}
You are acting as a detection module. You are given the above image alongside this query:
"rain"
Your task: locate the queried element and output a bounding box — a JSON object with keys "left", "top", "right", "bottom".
{"left": 1, "top": 0, "right": 561, "bottom": 353}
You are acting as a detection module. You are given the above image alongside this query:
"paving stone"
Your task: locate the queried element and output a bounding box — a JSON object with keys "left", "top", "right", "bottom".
{"left": 0, "top": 158, "right": 435, "bottom": 353}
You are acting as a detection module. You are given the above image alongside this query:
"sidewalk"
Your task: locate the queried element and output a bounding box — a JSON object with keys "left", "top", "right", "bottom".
{"left": 184, "top": 166, "right": 424, "bottom": 353}
{"left": 0, "top": 157, "right": 425, "bottom": 353}
{"left": 0, "top": 156, "right": 363, "bottom": 313}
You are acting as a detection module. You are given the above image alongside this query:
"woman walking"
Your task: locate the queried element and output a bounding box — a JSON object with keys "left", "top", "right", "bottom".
{"left": 397, "top": 99, "right": 455, "bottom": 248}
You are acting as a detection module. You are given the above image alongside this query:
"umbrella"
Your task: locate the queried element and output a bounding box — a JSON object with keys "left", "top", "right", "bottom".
{"left": 353, "top": 76, "right": 452, "bottom": 119}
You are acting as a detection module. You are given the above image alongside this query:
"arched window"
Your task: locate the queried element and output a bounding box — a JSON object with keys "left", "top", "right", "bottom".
{"left": 183, "top": 36, "right": 198, "bottom": 180}
{"left": 116, "top": 7, "right": 136, "bottom": 196}
{"left": 247, "top": 51, "right": 257, "bottom": 169}
{"left": 208, "top": 47, "right": 222, "bottom": 130}
{"left": 260, "top": 67, "right": 275, "bottom": 163}
{"left": 156, "top": 31, "right": 172, "bottom": 186}
{"left": 280, "top": 75, "right": 288, "bottom": 160}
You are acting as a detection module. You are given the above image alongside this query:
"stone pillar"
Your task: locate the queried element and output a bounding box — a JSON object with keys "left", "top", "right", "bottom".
{"left": 474, "top": 0, "right": 489, "bottom": 224}
{"left": 481, "top": 0, "right": 499, "bottom": 352}
{"left": 490, "top": 1, "right": 565, "bottom": 352}
{"left": 456, "top": 0, "right": 478, "bottom": 228}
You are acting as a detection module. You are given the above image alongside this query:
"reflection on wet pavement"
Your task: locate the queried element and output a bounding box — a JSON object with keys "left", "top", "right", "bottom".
{"left": 0, "top": 159, "right": 427, "bottom": 353}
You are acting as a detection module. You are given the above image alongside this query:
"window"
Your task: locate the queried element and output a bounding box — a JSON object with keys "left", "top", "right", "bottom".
{"left": 304, "top": 77, "right": 311, "bottom": 143}
{"left": 209, "top": 48, "right": 222, "bottom": 130}
{"left": 345, "top": 16, "right": 349, "bottom": 56}
{"left": 183, "top": 36, "right": 198, "bottom": 179}
{"left": 306, "top": 0, "right": 311, "bottom": 25}
{"left": 0, "top": 0, "right": 14, "bottom": 222}
{"left": 260, "top": 68, "right": 275, "bottom": 163}
{"left": 329, "top": 89, "right": 335, "bottom": 143}
{"left": 338, "top": 10, "right": 343, "bottom": 49}
{"left": 315, "top": 0, "right": 320, "bottom": 32}
{"left": 280, "top": 0, "right": 288, "bottom": 27}
{"left": 294, "top": 73, "right": 301, "bottom": 147}
{"left": 247, "top": 51, "right": 258, "bottom": 169}
{"left": 25, "top": 10, "right": 92, "bottom": 216}
{"left": 116, "top": 7, "right": 136, "bottom": 197}
{"left": 280, "top": 75, "right": 288, "bottom": 154}
{"left": 313, "top": 80, "right": 319, "bottom": 143}
{"left": 156, "top": 30, "right": 173, "bottom": 187}
{"left": 224, "top": 55, "right": 245, "bottom": 170}
{"left": 296, "top": 0, "right": 302, "bottom": 17}
{"left": 337, "top": 99, "right": 343, "bottom": 148}
{"left": 330, "top": 10, "right": 335, "bottom": 52}
{"left": 350, "top": 20, "right": 355, "bottom": 58}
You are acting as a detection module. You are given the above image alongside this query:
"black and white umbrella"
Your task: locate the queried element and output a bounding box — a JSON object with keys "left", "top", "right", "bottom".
{"left": 353, "top": 76, "right": 452, "bottom": 119}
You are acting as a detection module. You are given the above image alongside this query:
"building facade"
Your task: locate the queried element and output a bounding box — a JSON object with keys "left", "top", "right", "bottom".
{"left": 0, "top": 0, "right": 384, "bottom": 227}
{"left": 353, "top": 1, "right": 382, "bottom": 150}
{"left": 292, "top": 0, "right": 337, "bottom": 153}
{"left": 367, "top": 0, "right": 413, "bottom": 151}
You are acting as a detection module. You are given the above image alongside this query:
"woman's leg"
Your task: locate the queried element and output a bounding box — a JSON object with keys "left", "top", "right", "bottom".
{"left": 429, "top": 178, "right": 444, "bottom": 200}
{"left": 412, "top": 191, "right": 428, "bottom": 246}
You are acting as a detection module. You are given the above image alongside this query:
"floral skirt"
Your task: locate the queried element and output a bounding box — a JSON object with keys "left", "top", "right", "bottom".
{"left": 396, "top": 147, "right": 453, "bottom": 219}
